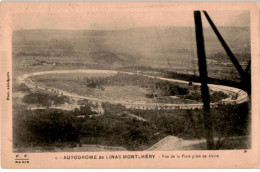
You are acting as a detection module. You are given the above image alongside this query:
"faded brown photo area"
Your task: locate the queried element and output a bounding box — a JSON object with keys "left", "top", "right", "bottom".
{"left": 12, "top": 7, "right": 251, "bottom": 153}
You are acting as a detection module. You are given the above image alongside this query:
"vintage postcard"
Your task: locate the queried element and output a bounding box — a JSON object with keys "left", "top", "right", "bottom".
{"left": 0, "top": 1, "right": 259, "bottom": 169}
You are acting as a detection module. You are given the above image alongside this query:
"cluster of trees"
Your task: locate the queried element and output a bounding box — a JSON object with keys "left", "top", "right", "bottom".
{"left": 13, "top": 101, "right": 250, "bottom": 150}
{"left": 128, "top": 108, "right": 203, "bottom": 139}
{"left": 84, "top": 73, "right": 189, "bottom": 96}
{"left": 211, "top": 91, "right": 229, "bottom": 102}
{"left": 73, "top": 105, "right": 94, "bottom": 116}
{"left": 183, "top": 92, "right": 202, "bottom": 102}
{"left": 83, "top": 73, "right": 154, "bottom": 88}
{"left": 154, "top": 81, "right": 189, "bottom": 96}
{"left": 102, "top": 102, "right": 127, "bottom": 115}
{"left": 13, "top": 83, "right": 30, "bottom": 92}
{"left": 77, "top": 99, "right": 98, "bottom": 107}
{"left": 117, "top": 65, "right": 246, "bottom": 91}
{"left": 13, "top": 107, "right": 161, "bottom": 151}
{"left": 22, "top": 92, "right": 70, "bottom": 107}
{"left": 184, "top": 91, "right": 229, "bottom": 103}
{"left": 128, "top": 102, "right": 250, "bottom": 142}
{"left": 118, "top": 66, "right": 200, "bottom": 82}
{"left": 211, "top": 102, "right": 250, "bottom": 138}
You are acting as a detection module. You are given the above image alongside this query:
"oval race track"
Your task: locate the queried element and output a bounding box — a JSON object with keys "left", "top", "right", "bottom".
{"left": 17, "top": 69, "right": 249, "bottom": 110}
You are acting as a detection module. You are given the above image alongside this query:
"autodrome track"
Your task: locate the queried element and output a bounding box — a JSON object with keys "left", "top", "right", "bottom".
{"left": 17, "top": 69, "right": 249, "bottom": 110}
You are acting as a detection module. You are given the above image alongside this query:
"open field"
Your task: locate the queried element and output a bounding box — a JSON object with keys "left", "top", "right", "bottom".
{"left": 29, "top": 72, "right": 199, "bottom": 104}
{"left": 13, "top": 27, "right": 250, "bottom": 81}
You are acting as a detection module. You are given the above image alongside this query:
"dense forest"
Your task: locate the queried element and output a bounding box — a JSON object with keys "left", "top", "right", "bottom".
{"left": 13, "top": 102, "right": 250, "bottom": 151}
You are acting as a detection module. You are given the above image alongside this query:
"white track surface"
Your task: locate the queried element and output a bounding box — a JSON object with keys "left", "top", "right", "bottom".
{"left": 17, "top": 69, "right": 248, "bottom": 110}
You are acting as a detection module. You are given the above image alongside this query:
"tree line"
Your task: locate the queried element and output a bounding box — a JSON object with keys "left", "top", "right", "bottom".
{"left": 84, "top": 73, "right": 189, "bottom": 96}
{"left": 13, "top": 101, "right": 249, "bottom": 151}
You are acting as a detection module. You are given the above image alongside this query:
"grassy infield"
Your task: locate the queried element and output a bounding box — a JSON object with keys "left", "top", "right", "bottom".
{"left": 13, "top": 73, "right": 250, "bottom": 151}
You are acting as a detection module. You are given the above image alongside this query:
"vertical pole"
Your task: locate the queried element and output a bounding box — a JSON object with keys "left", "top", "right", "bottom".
{"left": 203, "top": 11, "right": 245, "bottom": 79}
{"left": 194, "top": 11, "right": 214, "bottom": 149}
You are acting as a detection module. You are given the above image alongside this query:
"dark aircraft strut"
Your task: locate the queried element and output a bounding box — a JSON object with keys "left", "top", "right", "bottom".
{"left": 194, "top": 11, "right": 251, "bottom": 150}
{"left": 203, "top": 11, "right": 251, "bottom": 92}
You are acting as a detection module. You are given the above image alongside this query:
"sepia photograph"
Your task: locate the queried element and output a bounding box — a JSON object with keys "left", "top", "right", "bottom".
{"left": 1, "top": 2, "right": 259, "bottom": 169}
{"left": 12, "top": 10, "right": 251, "bottom": 152}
